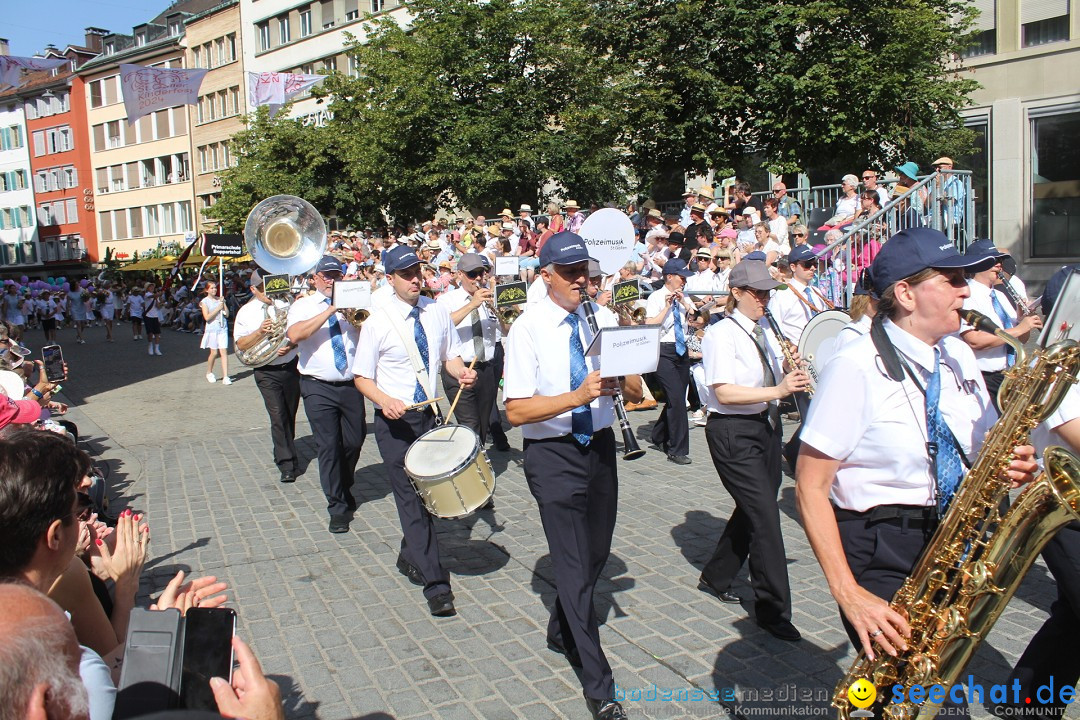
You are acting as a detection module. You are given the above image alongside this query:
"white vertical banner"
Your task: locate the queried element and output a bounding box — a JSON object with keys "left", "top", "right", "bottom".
{"left": 120, "top": 64, "right": 208, "bottom": 125}
{"left": 247, "top": 72, "right": 325, "bottom": 117}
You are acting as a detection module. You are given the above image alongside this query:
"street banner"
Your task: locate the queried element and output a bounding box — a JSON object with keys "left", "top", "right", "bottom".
{"left": 120, "top": 64, "right": 208, "bottom": 124}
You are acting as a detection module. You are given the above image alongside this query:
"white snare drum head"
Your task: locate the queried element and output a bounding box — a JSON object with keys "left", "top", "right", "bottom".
{"left": 799, "top": 309, "right": 850, "bottom": 371}
{"left": 405, "top": 424, "right": 480, "bottom": 481}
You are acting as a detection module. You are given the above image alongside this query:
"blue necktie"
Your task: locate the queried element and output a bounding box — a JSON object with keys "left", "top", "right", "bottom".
{"left": 927, "top": 348, "right": 964, "bottom": 514}
{"left": 990, "top": 292, "right": 1016, "bottom": 367}
{"left": 324, "top": 297, "right": 347, "bottom": 372}
{"left": 567, "top": 313, "right": 592, "bottom": 446}
{"left": 410, "top": 306, "right": 430, "bottom": 403}
{"left": 673, "top": 302, "right": 687, "bottom": 356}
{"left": 804, "top": 286, "right": 818, "bottom": 317}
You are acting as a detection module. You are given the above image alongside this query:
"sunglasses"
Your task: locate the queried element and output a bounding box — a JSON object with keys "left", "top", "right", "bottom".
{"left": 797, "top": 261, "right": 817, "bottom": 269}
{"left": 464, "top": 269, "right": 489, "bottom": 279}
{"left": 862, "top": 175, "right": 876, "bottom": 180}
{"left": 793, "top": 233, "right": 807, "bottom": 238}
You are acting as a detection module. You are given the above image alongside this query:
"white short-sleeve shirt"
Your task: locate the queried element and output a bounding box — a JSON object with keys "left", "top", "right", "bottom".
{"left": 353, "top": 293, "right": 459, "bottom": 407}
{"left": 286, "top": 290, "right": 360, "bottom": 382}
{"left": 701, "top": 310, "right": 784, "bottom": 415}
{"left": 1032, "top": 383, "right": 1080, "bottom": 456}
{"left": 800, "top": 318, "right": 996, "bottom": 512}
{"left": 436, "top": 286, "right": 498, "bottom": 363}
{"left": 503, "top": 295, "right": 615, "bottom": 440}
{"left": 234, "top": 296, "right": 297, "bottom": 366}
{"left": 767, "top": 279, "right": 825, "bottom": 345}
{"left": 645, "top": 286, "right": 691, "bottom": 344}
{"left": 961, "top": 279, "right": 1017, "bottom": 373}
{"left": 833, "top": 314, "right": 873, "bottom": 352}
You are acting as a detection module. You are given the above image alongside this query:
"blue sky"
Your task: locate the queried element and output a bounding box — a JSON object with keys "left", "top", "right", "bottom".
{"left": 3, "top": 0, "right": 156, "bottom": 56}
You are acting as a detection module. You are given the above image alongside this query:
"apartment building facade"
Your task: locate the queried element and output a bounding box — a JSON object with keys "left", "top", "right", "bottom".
{"left": 238, "top": 0, "right": 407, "bottom": 125}
{"left": 17, "top": 36, "right": 106, "bottom": 269}
{"left": 0, "top": 95, "right": 37, "bottom": 269}
{"left": 961, "top": 1, "right": 1080, "bottom": 282}
{"left": 76, "top": 1, "right": 220, "bottom": 259}
{"left": 186, "top": 0, "right": 246, "bottom": 228}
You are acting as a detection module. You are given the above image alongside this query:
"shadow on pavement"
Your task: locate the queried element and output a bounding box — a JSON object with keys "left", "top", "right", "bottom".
{"left": 528, "top": 553, "right": 635, "bottom": 627}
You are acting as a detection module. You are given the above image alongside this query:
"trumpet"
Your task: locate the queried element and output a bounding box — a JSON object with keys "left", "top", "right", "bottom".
{"left": 614, "top": 304, "right": 647, "bottom": 325}
{"left": 497, "top": 305, "right": 522, "bottom": 324}
{"left": 339, "top": 307, "right": 369, "bottom": 329}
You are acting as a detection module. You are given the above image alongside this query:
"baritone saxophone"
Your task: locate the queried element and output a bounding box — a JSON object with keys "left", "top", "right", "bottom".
{"left": 833, "top": 309, "right": 1080, "bottom": 720}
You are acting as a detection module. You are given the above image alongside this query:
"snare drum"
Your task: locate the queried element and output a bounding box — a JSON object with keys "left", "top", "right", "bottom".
{"left": 404, "top": 424, "right": 496, "bottom": 518}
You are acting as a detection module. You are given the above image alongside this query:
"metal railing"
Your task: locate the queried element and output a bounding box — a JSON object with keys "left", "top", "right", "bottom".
{"left": 811, "top": 170, "right": 974, "bottom": 307}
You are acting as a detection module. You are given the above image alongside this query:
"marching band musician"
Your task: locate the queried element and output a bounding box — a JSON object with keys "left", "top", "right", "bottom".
{"left": 234, "top": 271, "right": 301, "bottom": 484}
{"left": 436, "top": 254, "right": 504, "bottom": 447}
{"left": 767, "top": 244, "right": 830, "bottom": 345}
{"left": 834, "top": 269, "right": 878, "bottom": 351}
{"left": 1004, "top": 264, "right": 1080, "bottom": 719}
{"left": 794, "top": 229, "right": 1038, "bottom": 714}
{"left": 286, "top": 256, "right": 367, "bottom": 534}
{"left": 353, "top": 246, "right": 477, "bottom": 618}
{"left": 644, "top": 258, "right": 697, "bottom": 466}
{"left": 697, "top": 259, "right": 809, "bottom": 642}
{"left": 503, "top": 232, "right": 642, "bottom": 720}
{"left": 959, "top": 239, "right": 1043, "bottom": 410}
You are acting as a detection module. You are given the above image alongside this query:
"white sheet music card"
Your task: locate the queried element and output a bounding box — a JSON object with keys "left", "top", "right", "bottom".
{"left": 332, "top": 280, "right": 371, "bottom": 310}
{"left": 584, "top": 325, "right": 662, "bottom": 377}
{"left": 1039, "top": 268, "right": 1080, "bottom": 347}
{"left": 495, "top": 255, "right": 519, "bottom": 278}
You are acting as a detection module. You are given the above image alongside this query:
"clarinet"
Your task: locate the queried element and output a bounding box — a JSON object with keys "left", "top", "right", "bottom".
{"left": 997, "top": 271, "right": 1031, "bottom": 318}
{"left": 761, "top": 307, "right": 813, "bottom": 422}
{"left": 579, "top": 291, "right": 645, "bottom": 460}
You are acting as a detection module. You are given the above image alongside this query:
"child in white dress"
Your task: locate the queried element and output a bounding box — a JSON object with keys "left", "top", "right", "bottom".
{"left": 200, "top": 280, "right": 232, "bottom": 384}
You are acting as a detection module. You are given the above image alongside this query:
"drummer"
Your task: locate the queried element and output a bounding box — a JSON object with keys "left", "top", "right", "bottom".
{"left": 354, "top": 245, "right": 477, "bottom": 617}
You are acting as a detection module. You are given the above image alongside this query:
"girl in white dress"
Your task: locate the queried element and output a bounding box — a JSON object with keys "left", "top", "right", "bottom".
{"left": 99, "top": 283, "right": 117, "bottom": 342}
{"left": 200, "top": 280, "right": 232, "bottom": 384}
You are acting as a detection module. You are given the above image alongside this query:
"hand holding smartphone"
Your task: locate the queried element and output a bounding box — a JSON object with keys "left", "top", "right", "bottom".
{"left": 41, "top": 344, "right": 65, "bottom": 383}
{"left": 180, "top": 607, "right": 236, "bottom": 710}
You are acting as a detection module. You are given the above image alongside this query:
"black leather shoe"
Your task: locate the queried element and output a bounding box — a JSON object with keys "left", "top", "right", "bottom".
{"left": 697, "top": 575, "right": 741, "bottom": 604}
{"left": 492, "top": 440, "right": 511, "bottom": 452}
{"left": 584, "top": 695, "right": 628, "bottom": 720}
{"left": 427, "top": 592, "right": 456, "bottom": 617}
{"left": 328, "top": 515, "right": 350, "bottom": 534}
{"left": 757, "top": 617, "right": 802, "bottom": 642}
{"left": 667, "top": 454, "right": 692, "bottom": 465}
{"left": 546, "top": 635, "right": 583, "bottom": 669}
{"left": 396, "top": 554, "right": 424, "bottom": 586}
{"left": 481, "top": 497, "right": 496, "bottom": 511}
{"left": 279, "top": 472, "right": 296, "bottom": 483}
{"left": 647, "top": 442, "right": 668, "bottom": 453}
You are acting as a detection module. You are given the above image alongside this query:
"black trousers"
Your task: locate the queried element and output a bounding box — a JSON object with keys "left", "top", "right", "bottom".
{"left": 649, "top": 343, "right": 690, "bottom": 457}
{"left": 487, "top": 342, "right": 509, "bottom": 445}
{"left": 254, "top": 358, "right": 301, "bottom": 476}
{"left": 441, "top": 359, "right": 497, "bottom": 445}
{"left": 835, "top": 509, "right": 968, "bottom": 716}
{"left": 524, "top": 428, "right": 618, "bottom": 700}
{"left": 373, "top": 409, "right": 450, "bottom": 600}
{"left": 1005, "top": 522, "right": 1080, "bottom": 718}
{"left": 701, "top": 412, "right": 792, "bottom": 624}
{"left": 299, "top": 376, "right": 366, "bottom": 517}
{"left": 983, "top": 369, "right": 1005, "bottom": 413}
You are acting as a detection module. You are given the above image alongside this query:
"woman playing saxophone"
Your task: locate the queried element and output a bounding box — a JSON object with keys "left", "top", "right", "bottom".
{"left": 794, "top": 228, "right": 1039, "bottom": 716}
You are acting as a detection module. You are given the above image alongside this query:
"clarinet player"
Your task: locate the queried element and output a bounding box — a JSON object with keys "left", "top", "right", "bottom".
{"left": 504, "top": 232, "right": 642, "bottom": 720}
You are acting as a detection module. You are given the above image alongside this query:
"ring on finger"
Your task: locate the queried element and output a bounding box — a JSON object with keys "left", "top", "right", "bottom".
{"left": 869, "top": 629, "right": 883, "bottom": 638}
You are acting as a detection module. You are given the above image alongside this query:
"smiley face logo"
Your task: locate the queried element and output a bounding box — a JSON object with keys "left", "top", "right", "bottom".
{"left": 847, "top": 678, "right": 876, "bottom": 709}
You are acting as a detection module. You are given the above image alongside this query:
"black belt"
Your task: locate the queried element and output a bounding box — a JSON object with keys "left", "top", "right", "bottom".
{"left": 303, "top": 376, "right": 354, "bottom": 387}
{"left": 708, "top": 410, "right": 768, "bottom": 421}
{"left": 257, "top": 358, "right": 298, "bottom": 371}
{"left": 833, "top": 503, "right": 939, "bottom": 530}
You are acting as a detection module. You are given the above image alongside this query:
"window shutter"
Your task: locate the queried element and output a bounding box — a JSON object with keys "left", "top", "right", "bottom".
{"left": 54, "top": 202, "right": 65, "bottom": 225}
{"left": 66, "top": 198, "right": 78, "bottom": 223}
{"left": 1022, "top": 0, "right": 1069, "bottom": 23}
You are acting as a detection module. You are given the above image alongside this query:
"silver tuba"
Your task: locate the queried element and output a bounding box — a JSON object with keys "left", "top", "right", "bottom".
{"left": 236, "top": 195, "right": 327, "bottom": 367}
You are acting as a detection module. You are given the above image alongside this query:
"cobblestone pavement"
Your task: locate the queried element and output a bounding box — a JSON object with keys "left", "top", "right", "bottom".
{"left": 43, "top": 319, "right": 1074, "bottom": 719}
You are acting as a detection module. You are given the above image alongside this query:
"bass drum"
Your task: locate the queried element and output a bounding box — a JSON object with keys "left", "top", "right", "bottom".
{"left": 404, "top": 424, "right": 495, "bottom": 519}
{"left": 799, "top": 309, "right": 850, "bottom": 391}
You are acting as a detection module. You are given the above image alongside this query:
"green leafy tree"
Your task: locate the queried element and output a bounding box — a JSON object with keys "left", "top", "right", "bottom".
{"left": 212, "top": 107, "right": 364, "bottom": 232}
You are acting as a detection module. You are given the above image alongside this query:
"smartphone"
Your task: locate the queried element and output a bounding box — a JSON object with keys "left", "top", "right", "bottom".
{"left": 41, "top": 344, "right": 65, "bottom": 382}
{"left": 179, "top": 607, "right": 236, "bottom": 710}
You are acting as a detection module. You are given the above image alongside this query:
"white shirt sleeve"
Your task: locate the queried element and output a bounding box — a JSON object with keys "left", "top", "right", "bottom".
{"left": 503, "top": 320, "right": 539, "bottom": 400}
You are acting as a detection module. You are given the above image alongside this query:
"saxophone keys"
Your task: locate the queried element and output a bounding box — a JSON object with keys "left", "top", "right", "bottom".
{"left": 933, "top": 607, "right": 967, "bottom": 639}
{"left": 906, "top": 654, "right": 934, "bottom": 685}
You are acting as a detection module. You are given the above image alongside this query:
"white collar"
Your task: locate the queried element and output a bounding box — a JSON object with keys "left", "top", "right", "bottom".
{"left": 883, "top": 317, "right": 939, "bottom": 373}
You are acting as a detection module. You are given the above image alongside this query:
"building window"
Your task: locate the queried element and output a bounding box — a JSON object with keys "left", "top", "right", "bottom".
{"left": 258, "top": 22, "right": 271, "bottom": 51}
{"left": 168, "top": 18, "right": 182, "bottom": 36}
{"left": 89, "top": 79, "right": 103, "bottom": 108}
{"left": 300, "top": 9, "right": 312, "bottom": 37}
{"left": 371, "top": 0, "right": 384, "bottom": 12}
{"left": 193, "top": 46, "right": 202, "bottom": 68}
{"left": 104, "top": 41, "right": 114, "bottom": 54}
{"left": 226, "top": 33, "right": 237, "bottom": 62}
{"left": 1031, "top": 109, "right": 1080, "bottom": 258}
{"left": 135, "top": 32, "right": 146, "bottom": 47}
{"left": 348, "top": 54, "right": 361, "bottom": 77}
{"left": 1022, "top": 0, "right": 1070, "bottom": 47}
{"left": 278, "top": 16, "right": 291, "bottom": 45}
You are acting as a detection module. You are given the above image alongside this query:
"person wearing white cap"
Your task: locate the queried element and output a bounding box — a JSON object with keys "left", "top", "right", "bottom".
{"left": 518, "top": 204, "right": 535, "bottom": 231}
{"left": 564, "top": 200, "right": 585, "bottom": 235}
{"left": 932, "top": 157, "right": 966, "bottom": 240}
{"left": 234, "top": 270, "right": 301, "bottom": 483}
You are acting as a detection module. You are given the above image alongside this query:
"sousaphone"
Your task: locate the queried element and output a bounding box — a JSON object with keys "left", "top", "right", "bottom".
{"left": 236, "top": 195, "right": 327, "bottom": 367}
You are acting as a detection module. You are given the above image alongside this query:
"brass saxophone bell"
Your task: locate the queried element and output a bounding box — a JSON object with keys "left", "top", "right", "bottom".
{"left": 497, "top": 306, "right": 521, "bottom": 324}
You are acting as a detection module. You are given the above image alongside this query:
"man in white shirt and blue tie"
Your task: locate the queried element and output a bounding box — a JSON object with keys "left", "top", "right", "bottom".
{"left": 286, "top": 255, "right": 366, "bottom": 535}
{"left": 766, "top": 244, "right": 830, "bottom": 346}
{"left": 354, "top": 245, "right": 476, "bottom": 617}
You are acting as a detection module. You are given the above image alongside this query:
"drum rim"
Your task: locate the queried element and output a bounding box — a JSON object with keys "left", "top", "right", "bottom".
{"left": 404, "top": 423, "right": 482, "bottom": 483}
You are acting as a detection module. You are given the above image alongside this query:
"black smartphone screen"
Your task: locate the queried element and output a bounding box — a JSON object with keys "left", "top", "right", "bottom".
{"left": 41, "top": 345, "right": 64, "bottom": 382}
{"left": 179, "top": 607, "right": 235, "bottom": 710}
